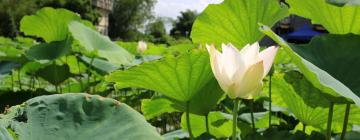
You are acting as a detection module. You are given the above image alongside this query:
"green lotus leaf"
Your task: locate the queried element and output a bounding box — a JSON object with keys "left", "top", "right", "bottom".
{"left": 25, "top": 38, "right": 72, "bottom": 61}
{"left": 269, "top": 71, "right": 360, "bottom": 131}
{"left": 107, "top": 50, "right": 224, "bottom": 115}
{"left": 20, "top": 7, "right": 81, "bottom": 43}
{"left": 288, "top": 0, "right": 360, "bottom": 34}
{"left": 35, "top": 63, "right": 73, "bottom": 86}
{"left": 191, "top": 0, "right": 288, "bottom": 48}
{"left": 68, "top": 21, "right": 134, "bottom": 66}
{"left": 0, "top": 93, "right": 162, "bottom": 140}
{"left": 180, "top": 112, "right": 233, "bottom": 138}
{"left": 141, "top": 79, "right": 224, "bottom": 118}
{"left": 80, "top": 55, "right": 120, "bottom": 74}
{"left": 260, "top": 24, "right": 360, "bottom": 106}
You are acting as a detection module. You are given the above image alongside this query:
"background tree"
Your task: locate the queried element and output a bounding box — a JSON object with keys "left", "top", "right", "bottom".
{"left": 145, "top": 18, "right": 168, "bottom": 44}
{"left": 35, "top": 0, "right": 100, "bottom": 23}
{"left": 0, "top": 0, "right": 99, "bottom": 37}
{"left": 170, "top": 10, "right": 198, "bottom": 39}
{"left": 0, "top": 0, "right": 37, "bottom": 37}
{"left": 109, "top": 0, "right": 157, "bottom": 41}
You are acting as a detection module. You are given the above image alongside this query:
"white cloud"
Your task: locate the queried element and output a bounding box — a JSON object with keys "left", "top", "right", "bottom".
{"left": 155, "top": 0, "right": 223, "bottom": 18}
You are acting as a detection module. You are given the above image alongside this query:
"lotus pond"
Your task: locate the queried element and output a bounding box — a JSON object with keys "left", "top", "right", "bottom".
{"left": 0, "top": 0, "right": 360, "bottom": 140}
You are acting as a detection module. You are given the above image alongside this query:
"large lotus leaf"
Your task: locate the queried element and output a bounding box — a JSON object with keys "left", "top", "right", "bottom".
{"left": 180, "top": 112, "right": 233, "bottom": 138}
{"left": 141, "top": 79, "right": 224, "bottom": 118}
{"left": 141, "top": 97, "right": 182, "bottom": 120}
{"left": 107, "top": 50, "right": 224, "bottom": 114}
{"left": 327, "top": 0, "right": 360, "bottom": 6}
{"left": 260, "top": 25, "right": 360, "bottom": 106}
{"left": 288, "top": 0, "right": 360, "bottom": 34}
{"left": 0, "top": 46, "right": 25, "bottom": 62}
{"left": 0, "top": 93, "right": 162, "bottom": 140}
{"left": 270, "top": 71, "right": 360, "bottom": 131}
{"left": 68, "top": 21, "right": 134, "bottom": 66}
{"left": 25, "top": 39, "right": 72, "bottom": 61}
{"left": 35, "top": 63, "right": 73, "bottom": 86}
{"left": 20, "top": 7, "right": 81, "bottom": 43}
{"left": 80, "top": 55, "right": 119, "bottom": 74}
{"left": 191, "top": 0, "right": 288, "bottom": 48}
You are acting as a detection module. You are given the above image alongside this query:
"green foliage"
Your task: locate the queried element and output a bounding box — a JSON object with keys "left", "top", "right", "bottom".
{"left": 20, "top": 7, "right": 81, "bottom": 42}
{"left": 170, "top": 10, "right": 198, "bottom": 38}
{"left": 0, "top": 93, "right": 162, "bottom": 140}
{"left": 35, "top": 63, "right": 73, "bottom": 86}
{"left": 270, "top": 71, "right": 360, "bottom": 131}
{"left": 106, "top": 50, "right": 221, "bottom": 102}
{"left": 288, "top": 0, "right": 360, "bottom": 34}
{"left": 109, "top": 0, "right": 156, "bottom": 40}
{"left": 0, "top": 0, "right": 99, "bottom": 37}
{"left": 260, "top": 25, "right": 360, "bottom": 106}
{"left": 80, "top": 55, "right": 120, "bottom": 74}
{"left": 180, "top": 112, "right": 233, "bottom": 138}
{"left": 1, "top": 1, "right": 360, "bottom": 139}
{"left": 191, "top": 0, "right": 289, "bottom": 48}
{"left": 0, "top": 0, "right": 38, "bottom": 37}
{"left": 35, "top": 0, "right": 99, "bottom": 23}
{"left": 68, "top": 21, "right": 134, "bottom": 66}
{"left": 141, "top": 78, "right": 224, "bottom": 118}
{"left": 146, "top": 18, "right": 169, "bottom": 44}
{"left": 25, "top": 38, "right": 72, "bottom": 61}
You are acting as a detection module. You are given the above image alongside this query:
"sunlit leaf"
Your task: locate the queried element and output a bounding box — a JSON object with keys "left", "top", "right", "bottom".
{"left": 180, "top": 112, "right": 233, "bottom": 138}
{"left": 68, "top": 21, "right": 134, "bottom": 66}
{"left": 191, "top": 0, "right": 288, "bottom": 48}
{"left": 288, "top": 0, "right": 360, "bottom": 34}
{"left": 141, "top": 78, "right": 224, "bottom": 118}
{"left": 107, "top": 51, "right": 224, "bottom": 115}
{"left": 270, "top": 71, "right": 360, "bottom": 131}
{"left": 20, "top": 7, "right": 81, "bottom": 42}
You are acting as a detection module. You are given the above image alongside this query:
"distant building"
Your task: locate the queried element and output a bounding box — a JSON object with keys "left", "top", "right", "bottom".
{"left": 93, "top": 0, "right": 113, "bottom": 35}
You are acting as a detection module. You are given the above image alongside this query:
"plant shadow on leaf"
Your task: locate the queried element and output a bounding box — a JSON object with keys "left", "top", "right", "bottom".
{"left": 259, "top": 24, "right": 360, "bottom": 106}
{"left": 283, "top": 71, "right": 329, "bottom": 108}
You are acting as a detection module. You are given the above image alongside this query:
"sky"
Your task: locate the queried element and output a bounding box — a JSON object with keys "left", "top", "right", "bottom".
{"left": 154, "top": 0, "right": 223, "bottom": 18}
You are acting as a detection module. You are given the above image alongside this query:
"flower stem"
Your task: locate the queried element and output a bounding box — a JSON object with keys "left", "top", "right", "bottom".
{"left": 250, "top": 99, "right": 255, "bottom": 130}
{"left": 76, "top": 55, "right": 84, "bottom": 91}
{"left": 269, "top": 74, "right": 272, "bottom": 127}
{"left": 186, "top": 101, "right": 194, "bottom": 139}
{"left": 232, "top": 98, "right": 240, "bottom": 140}
{"left": 303, "top": 124, "right": 306, "bottom": 132}
{"left": 205, "top": 114, "right": 210, "bottom": 135}
{"left": 18, "top": 69, "right": 22, "bottom": 90}
{"left": 340, "top": 104, "right": 351, "bottom": 140}
{"left": 326, "top": 102, "right": 334, "bottom": 140}
{"left": 11, "top": 71, "right": 14, "bottom": 91}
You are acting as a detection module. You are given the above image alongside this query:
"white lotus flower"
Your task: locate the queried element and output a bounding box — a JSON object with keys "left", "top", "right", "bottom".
{"left": 207, "top": 43, "right": 278, "bottom": 99}
{"left": 137, "top": 41, "right": 148, "bottom": 53}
